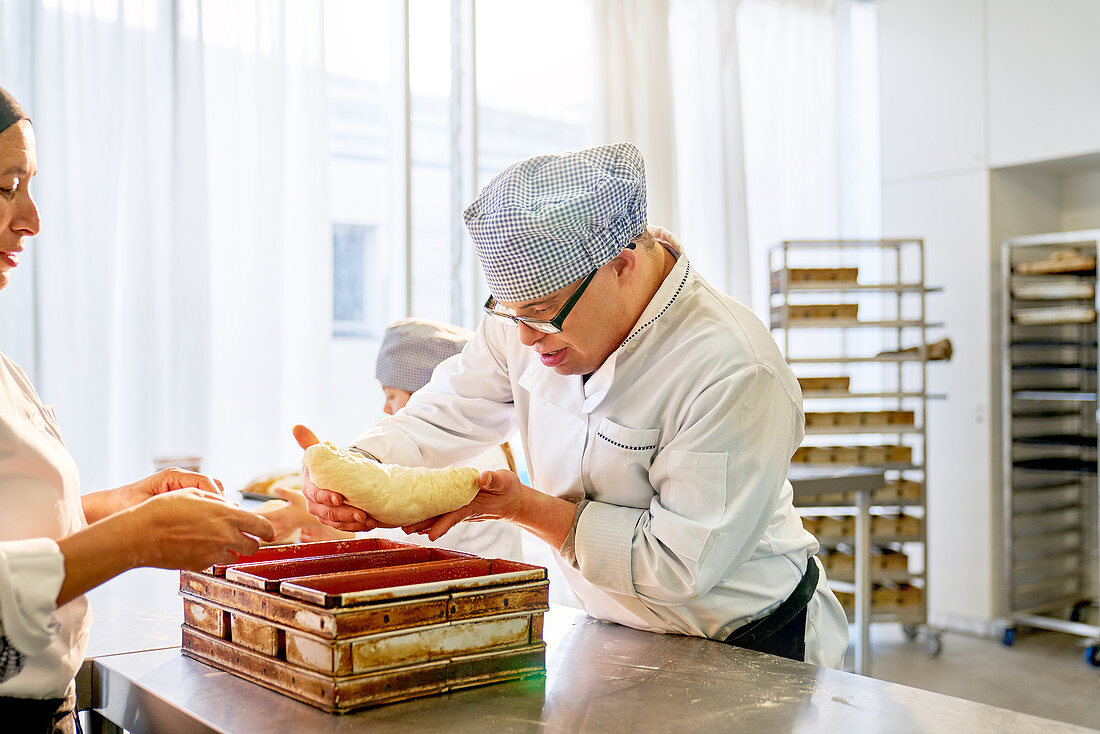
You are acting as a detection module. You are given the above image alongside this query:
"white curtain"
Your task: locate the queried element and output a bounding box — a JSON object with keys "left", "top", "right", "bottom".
{"left": 736, "top": 0, "right": 842, "bottom": 313}
{"left": 197, "top": 2, "right": 331, "bottom": 490}
{"left": 593, "top": 0, "right": 679, "bottom": 231}
{"left": 0, "top": 0, "right": 329, "bottom": 492}
{"left": 597, "top": 0, "right": 878, "bottom": 314}
{"left": 668, "top": 0, "right": 750, "bottom": 299}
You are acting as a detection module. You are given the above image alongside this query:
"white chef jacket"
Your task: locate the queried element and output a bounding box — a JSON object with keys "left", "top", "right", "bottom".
{"left": 353, "top": 252, "right": 848, "bottom": 668}
{"left": 0, "top": 352, "right": 90, "bottom": 699}
{"left": 370, "top": 443, "right": 525, "bottom": 561}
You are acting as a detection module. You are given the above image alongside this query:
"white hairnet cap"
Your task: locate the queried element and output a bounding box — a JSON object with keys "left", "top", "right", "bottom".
{"left": 464, "top": 142, "right": 647, "bottom": 302}
{"left": 375, "top": 318, "right": 472, "bottom": 393}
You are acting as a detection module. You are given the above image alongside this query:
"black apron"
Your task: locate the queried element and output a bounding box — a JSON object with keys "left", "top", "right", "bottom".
{"left": 722, "top": 558, "right": 819, "bottom": 662}
{"left": 0, "top": 687, "right": 81, "bottom": 734}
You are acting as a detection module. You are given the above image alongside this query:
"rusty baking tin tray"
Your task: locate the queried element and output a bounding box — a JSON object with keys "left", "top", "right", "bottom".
{"left": 180, "top": 537, "right": 549, "bottom": 713}
{"left": 182, "top": 626, "right": 546, "bottom": 713}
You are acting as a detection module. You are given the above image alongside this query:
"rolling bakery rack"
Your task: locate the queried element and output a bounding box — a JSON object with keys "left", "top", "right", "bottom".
{"left": 769, "top": 239, "right": 946, "bottom": 671}
{"left": 179, "top": 537, "right": 549, "bottom": 712}
{"left": 1000, "top": 231, "right": 1100, "bottom": 666}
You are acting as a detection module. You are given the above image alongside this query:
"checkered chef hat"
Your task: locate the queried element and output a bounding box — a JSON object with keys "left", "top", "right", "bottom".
{"left": 375, "top": 318, "right": 473, "bottom": 393}
{"left": 464, "top": 142, "right": 647, "bottom": 302}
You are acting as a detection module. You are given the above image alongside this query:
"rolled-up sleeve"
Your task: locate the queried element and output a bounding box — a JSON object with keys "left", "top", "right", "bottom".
{"left": 0, "top": 538, "right": 64, "bottom": 655}
{"left": 575, "top": 364, "right": 804, "bottom": 606}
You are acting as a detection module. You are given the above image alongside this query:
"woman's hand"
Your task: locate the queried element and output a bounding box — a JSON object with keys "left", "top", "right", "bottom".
{"left": 83, "top": 468, "right": 226, "bottom": 523}
{"left": 294, "top": 424, "right": 384, "bottom": 533}
{"left": 300, "top": 523, "right": 354, "bottom": 542}
{"left": 262, "top": 485, "right": 356, "bottom": 541}
{"left": 121, "top": 488, "right": 274, "bottom": 570}
{"left": 57, "top": 488, "right": 276, "bottom": 605}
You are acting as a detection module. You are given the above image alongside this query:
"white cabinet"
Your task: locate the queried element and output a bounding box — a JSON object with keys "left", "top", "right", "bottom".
{"left": 878, "top": 0, "right": 986, "bottom": 182}
{"left": 987, "top": 0, "right": 1100, "bottom": 167}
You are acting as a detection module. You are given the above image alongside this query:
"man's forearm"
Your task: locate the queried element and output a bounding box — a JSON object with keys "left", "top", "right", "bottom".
{"left": 512, "top": 487, "right": 579, "bottom": 551}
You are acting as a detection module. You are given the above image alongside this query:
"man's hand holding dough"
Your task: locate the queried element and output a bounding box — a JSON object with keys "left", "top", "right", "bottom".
{"left": 402, "top": 469, "right": 528, "bottom": 541}
{"left": 405, "top": 469, "right": 580, "bottom": 551}
{"left": 296, "top": 425, "right": 374, "bottom": 532}
{"left": 295, "top": 424, "right": 578, "bottom": 550}
{"left": 294, "top": 424, "right": 479, "bottom": 533}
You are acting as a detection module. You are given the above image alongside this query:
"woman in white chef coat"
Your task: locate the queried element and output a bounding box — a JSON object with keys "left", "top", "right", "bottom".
{"left": 300, "top": 143, "right": 848, "bottom": 667}
{"left": 0, "top": 87, "right": 275, "bottom": 730}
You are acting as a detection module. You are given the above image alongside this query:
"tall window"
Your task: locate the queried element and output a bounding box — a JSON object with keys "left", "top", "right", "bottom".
{"left": 325, "top": 0, "right": 396, "bottom": 338}
{"left": 324, "top": 0, "right": 593, "bottom": 336}
{"left": 332, "top": 223, "right": 383, "bottom": 337}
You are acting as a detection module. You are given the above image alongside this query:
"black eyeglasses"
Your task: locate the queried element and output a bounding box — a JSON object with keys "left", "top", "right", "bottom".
{"left": 483, "top": 268, "right": 597, "bottom": 334}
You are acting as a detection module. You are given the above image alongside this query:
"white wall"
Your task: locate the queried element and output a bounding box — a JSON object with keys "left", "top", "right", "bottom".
{"left": 989, "top": 168, "right": 1062, "bottom": 252}
{"left": 1061, "top": 166, "right": 1100, "bottom": 232}
{"left": 326, "top": 339, "right": 386, "bottom": 445}
{"left": 323, "top": 155, "right": 390, "bottom": 447}
{"left": 883, "top": 171, "right": 994, "bottom": 622}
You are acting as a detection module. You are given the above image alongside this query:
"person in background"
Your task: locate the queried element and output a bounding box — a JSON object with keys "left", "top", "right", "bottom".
{"left": 299, "top": 142, "right": 848, "bottom": 667}
{"left": 260, "top": 319, "right": 524, "bottom": 561}
{"left": 0, "top": 86, "right": 274, "bottom": 730}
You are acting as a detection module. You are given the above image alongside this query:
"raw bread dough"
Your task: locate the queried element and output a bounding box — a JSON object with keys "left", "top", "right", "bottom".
{"left": 303, "top": 442, "right": 480, "bottom": 526}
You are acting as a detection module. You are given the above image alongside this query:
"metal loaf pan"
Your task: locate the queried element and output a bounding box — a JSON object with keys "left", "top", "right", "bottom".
{"left": 225, "top": 546, "right": 475, "bottom": 592}
{"left": 206, "top": 537, "right": 414, "bottom": 576}
{"left": 278, "top": 558, "right": 547, "bottom": 608}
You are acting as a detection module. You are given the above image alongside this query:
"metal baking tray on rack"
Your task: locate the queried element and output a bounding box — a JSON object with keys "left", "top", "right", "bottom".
{"left": 1012, "top": 457, "right": 1098, "bottom": 473}
{"left": 1013, "top": 434, "right": 1097, "bottom": 448}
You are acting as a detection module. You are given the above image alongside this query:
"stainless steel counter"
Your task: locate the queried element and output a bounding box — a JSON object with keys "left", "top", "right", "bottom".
{"left": 77, "top": 567, "right": 183, "bottom": 711}
{"left": 787, "top": 464, "right": 885, "bottom": 498}
{"left": 88, "top": 604, "right": 1088, "bottom": 734}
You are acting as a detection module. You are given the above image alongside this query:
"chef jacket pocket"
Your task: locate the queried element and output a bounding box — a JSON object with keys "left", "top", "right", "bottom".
{"left": 586, "top": 417, "right": 660, "bottom": 508}
{"left": 653, "top": 449, "right": 729, "bottom": 561}
{"left": 662, "top": 449, "right": 728, "bottom": 525}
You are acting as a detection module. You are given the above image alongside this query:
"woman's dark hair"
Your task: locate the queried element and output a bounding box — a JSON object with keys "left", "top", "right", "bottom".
{"left": 0, "top": 86, "right": 28, "bottom": 135}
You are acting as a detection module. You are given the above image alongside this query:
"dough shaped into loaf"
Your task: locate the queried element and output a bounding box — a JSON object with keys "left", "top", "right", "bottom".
{"left": 303, "top": 442, "right": 480, "bottom": 526}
